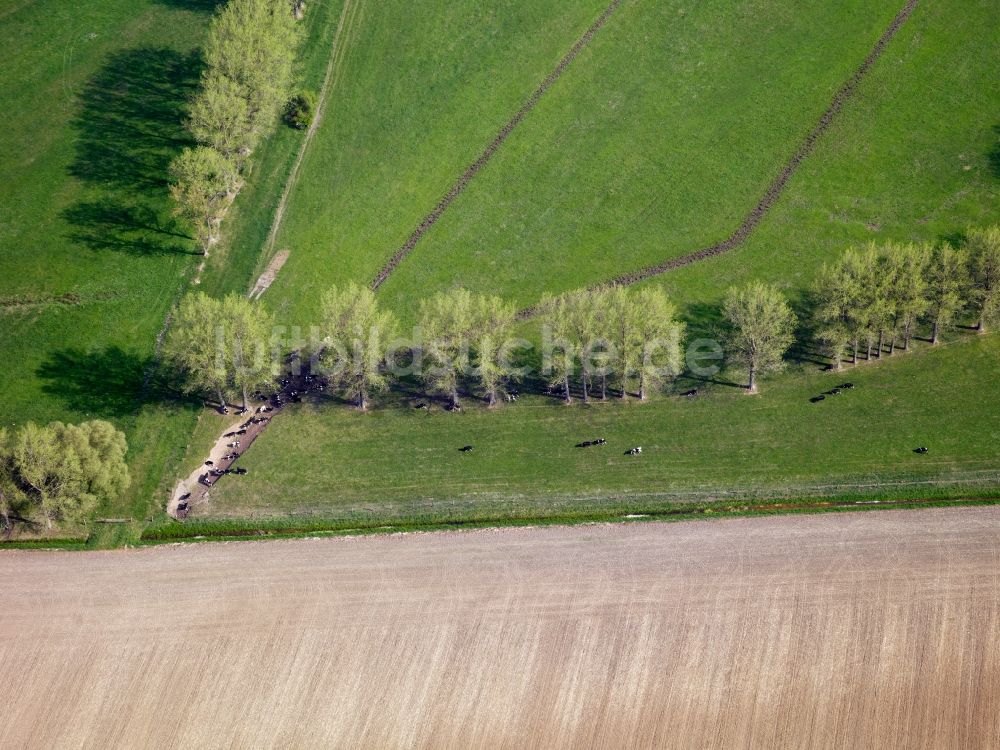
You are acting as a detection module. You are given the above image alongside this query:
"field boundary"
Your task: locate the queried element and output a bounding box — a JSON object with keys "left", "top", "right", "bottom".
{"left": 370, "top": 0, "right": 624, "bottom": 290}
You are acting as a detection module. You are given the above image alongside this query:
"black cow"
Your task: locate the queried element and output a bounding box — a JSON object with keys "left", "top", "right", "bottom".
{"left": 681, "top": 389, "right": 698, "bottom": 397}
{"left": 459, "top": 445, "right": 474, "bottom": 452}
{"left": 914, "top": 446, "right": 929, "bottom": 454}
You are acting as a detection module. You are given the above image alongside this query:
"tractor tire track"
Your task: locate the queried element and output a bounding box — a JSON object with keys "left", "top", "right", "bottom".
{"left": 602, "top": 0, "right": 919, "bottom": 289}
{"left": 370, "top": 0, "right": 624, "bottom": 290}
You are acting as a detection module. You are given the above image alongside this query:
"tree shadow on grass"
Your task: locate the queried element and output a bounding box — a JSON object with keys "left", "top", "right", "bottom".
{"left": 153, "top": 0, "right": 224, "bottom": 11}
{"left": 61, "top": 199, "right": 199, "bottom": 256}
{"left": 36, "top": 346, "right": 182, "bottom": 419}
{"left": 63, "top": 47, "right": 203, "bottom": 257}
{"left": 989, "top": 124, "right": 1000, "bottom": 181}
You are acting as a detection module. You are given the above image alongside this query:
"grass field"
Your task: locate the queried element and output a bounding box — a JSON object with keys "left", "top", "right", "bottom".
{"left": 4, "top": 508, "right": 999, "bottom": 747}
{"left": 191, "top": 0, "right": 1000, "bottom": 524}
{"left": 200, "top": 333, "right": 1000, "bottom": 523}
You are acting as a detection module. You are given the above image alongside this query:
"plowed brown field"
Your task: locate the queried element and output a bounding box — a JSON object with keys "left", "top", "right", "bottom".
{"left": 2, "top": 507, "right": 998, "bottom": 748}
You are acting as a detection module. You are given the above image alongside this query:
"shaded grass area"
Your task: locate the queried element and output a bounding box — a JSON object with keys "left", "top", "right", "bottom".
{"left": 197, "top": 333, "right": 999, "bottom": 521}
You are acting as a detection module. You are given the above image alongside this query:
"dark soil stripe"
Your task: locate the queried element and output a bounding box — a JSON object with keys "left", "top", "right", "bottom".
{"left": 602, "top": 0, "right": 919, "bottom": 289}
{"left": 370, "top": 0, "right": 624, "bottom": 290}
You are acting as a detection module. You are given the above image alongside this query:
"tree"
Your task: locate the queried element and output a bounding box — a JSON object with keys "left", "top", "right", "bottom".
{"left": 811, "top": 259, "right": 856, "bottom": 369}
{"left": 722, "top": 282, "right": 796, "bottom": 394}
{"left": 632, "top": 288, "right": 685, "bottom": 399}
{"left": 470, "top": 293, "right": 517, "bottom": 406}
{"left": 419, "top": 289, "right": 476, "bottom": 409}
{"left": 587, "top": 287, "right": 616, "bottom": 399}
{"left": 886, "top": 242, "right": 929, "bottom": 351}
{"left": 967, "top": 225, "right": 1000, "bottom": 333}
{"left": 163, "top": 292, "right": 230, "bottom": 409}
{"left": 188, "top": 73, "right": 254, "bottom": 159}
{"left": 169, "top": 147, "right": 238, "bottom": 255}
{"left": 204, "top": 0, "right": 301, "bottom": 158}
{"left": 606, "top": 286, "right": 643, "bottom": 399}
{"left": 925, "top": 242, "right": 968, "bottom": 344}
{"left": 868, "top": 245, "right": 898, "bottom": 358}
{"left": 1, "top": 421, "right": 128, "bottom": 530}
{"left": 538, "top": 292, "right": 576, "bottom": 403}
{"left": 223, "top": 294, "right": 277, "bottom": 410}
{"left": 320, "top": 283, "right": 397, "bottom": 410}
{"left": 565, "top": 290, "right": 600, "bottom": 402}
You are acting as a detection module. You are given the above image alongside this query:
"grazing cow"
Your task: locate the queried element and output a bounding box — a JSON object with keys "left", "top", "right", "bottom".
{"left": 625, "top": 446, "right": 642, "bottom": 456}
{"left": 810, "top": 395, "right": 825, "bottom": 403}
{"left": 235, "top": 468, "right": 248, "bottom": 476}
{"left": 914, "top": 446, "right": 929, "bottom": 454}
{"left": 595, "top": 438, "right": 607, "bottom": 445}
{"left": 459, "top": 445, "right": 474, "bottom": 452}
{"left": 180, "top": 492, "right": 191, "bottom": 501}
{"left": 177, "top": 501, "right": 189, "bottom": 512}
{"left": 839, "top": 383, "right": 855, "bottom": 390}
{"left": 205, "top": 460, "right": 214, "bottom": 466}
{"left": 414, "top": 402, "right": 428, "bottom": 410}
{"left": 681, "top": 389, "right": 698, "bottom": 397}
{"left": 825, "top": 388, "right": 841, "bottom": 396}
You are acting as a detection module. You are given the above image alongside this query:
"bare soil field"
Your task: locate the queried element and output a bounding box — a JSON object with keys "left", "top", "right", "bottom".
{"left": 1, "top": 507, "right": 998, "bottom": 749}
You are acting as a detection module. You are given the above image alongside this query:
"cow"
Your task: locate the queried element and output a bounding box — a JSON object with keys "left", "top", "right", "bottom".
{"left": 625, "top": 446, "right": 642, "bottom": 455}
{"left": 459, "top": 445, "right": 474, "bottom": 452}
{"left": 810, "top": 395, "right": 825, "bottom": 403}
{"left": 914, "top": 446, "right": 929, "bottom": 454}
{"left": 681, "top": 389, "right": 698, "bottom": 397}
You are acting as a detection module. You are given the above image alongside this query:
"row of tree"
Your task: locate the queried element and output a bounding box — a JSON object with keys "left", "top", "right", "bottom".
{"left": 812, "top": 227, "right": 1000, "bottom": 367}
{"left": 162, "top": 282, "right": 792, "bottom": 409}
{"left": 0, "top": 421, "right": 129, "bottom": 532}
{"left": 170, "top": 0, "right": 302, "bottom": 255}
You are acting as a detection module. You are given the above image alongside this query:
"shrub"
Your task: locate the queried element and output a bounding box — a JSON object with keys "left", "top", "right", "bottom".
{"left": 284, "top": 90, "right": 316, "bottom": 130}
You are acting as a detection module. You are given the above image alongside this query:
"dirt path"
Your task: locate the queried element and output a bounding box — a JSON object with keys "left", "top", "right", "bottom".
{"left": 2, "top": 506, "right": 998, "bottom": 748}
{"left": 248, "top": 248, "right": 290, "bottom": 300}
{"left": 257, "top": 0, "right": 364, "bottom": 273}
{"left": 370, "top": 0, "right": 624, "bottom": 290}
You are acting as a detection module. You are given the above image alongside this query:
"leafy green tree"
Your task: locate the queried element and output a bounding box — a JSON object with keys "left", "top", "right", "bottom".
{"left": 169, "top": 147, "right": 238, "bottom": 255}
{"left": 605, "top": 286, "right": 643, "bottom": 399}
{"left": 925, "top": 242, "right": 968, "bottom": 344}
{"left": 564, "top": 290, "right": 600, "bottom": 402}
{"left": 188, "top": 73, "right": 254, "bottom": 159}
{"left": 204, "top": 0, "right": 301, "bottom": 159}
{"left": 812, "top": 263, "right": 849, "bottom": 369}
{"left": 223, "top": 294, "right": 277, "bottom": 410}
{"left": 868, "top": 245, "right": 898, "bottom": 358}
{"left": 320, "top": 283, "right": 397, "bottom": 410}
{"left": 539, "top": 292, "right": 577, "bottom": 403}
{"left": 722, "top": 282, "right": 796, "bottom": 394}
{"left": 633, "top": 287, "right": 685, "bottom": 399}
{"left": 163, "top": 292, "right": 230, "bottom": 409}
{"left": 587, "top": 287, "right": 617, "bottom": 400}
{"left": 886, "top": 243, "right": 929, "bottom": 352}
{"left": 1, "top": 421, "right": 128, "bottom": 530}
{"left": 419, "top": 289, "right": 476, "bottom": 409}
{"left": 470, "top": 293, "right": 517, "bottom": 406}
{"left": 967, "top": 226, "right": 1000, "bottom": 333}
